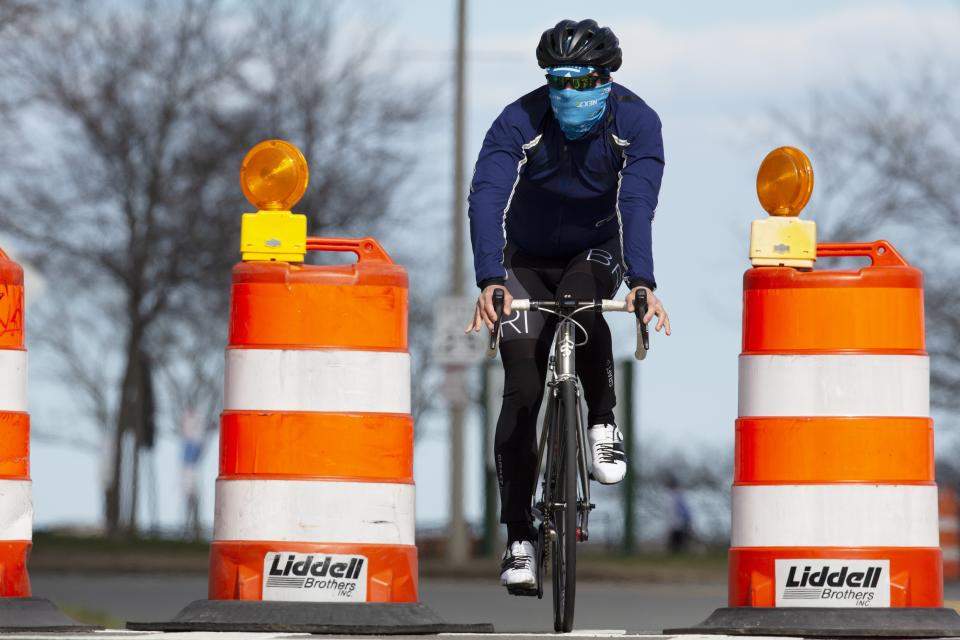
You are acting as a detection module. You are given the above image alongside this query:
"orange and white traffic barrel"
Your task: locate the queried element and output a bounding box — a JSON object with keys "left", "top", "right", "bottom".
{"left": 672, "top": 240, "right": 960, "bottom": 636}
{"left": 133, "top": 236, "right": 489, "bottom": 631}
{"left": 132, "top": 237, "right": 488, "bottom": 631}
{"left": 669, "top": 147, "right": 960, "bottom": 636}
{"left": 0, "top": 249, "right": 96, "bottom": 631}
{"left": 0, "top": 249, "right": 30, "bottom": 599}
{"left": 128, "top": 140, "right": 490, "bottom": 634}
{"left": 209, "top": 236, "right": 416, "bottom": 603}
{"left": 730, "top": 240, "right": 940, "bottom": 608}
{"left": 941, "top": 487, "right": 959, "bottom": 581}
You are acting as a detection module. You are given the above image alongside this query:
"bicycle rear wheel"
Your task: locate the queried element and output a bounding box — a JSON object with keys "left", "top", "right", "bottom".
{"left": 551, "top": 379, "right": 578, "bottom": 632}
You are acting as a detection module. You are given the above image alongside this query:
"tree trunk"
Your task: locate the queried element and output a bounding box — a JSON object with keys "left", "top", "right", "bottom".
{"left": 107, "top": 325, "right": 146, "bottom": 537}
{"left": 128, "top": 438, "right": 140, "bottom": 534}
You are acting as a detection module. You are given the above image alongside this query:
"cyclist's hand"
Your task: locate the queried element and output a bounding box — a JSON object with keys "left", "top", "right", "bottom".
{"left": 465, "top": 285, "right": 513, "bottom": 332}
{"left": 626, "top": 286, "right": 671, "bottom": 336}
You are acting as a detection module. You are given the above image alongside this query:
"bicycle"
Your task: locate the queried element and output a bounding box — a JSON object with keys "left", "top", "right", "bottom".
{"left": 487, "top": 288, "right": 649, "bottom": 632}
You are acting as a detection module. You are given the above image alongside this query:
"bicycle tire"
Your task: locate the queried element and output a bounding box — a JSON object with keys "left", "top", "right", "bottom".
{"left": 552, "top": 379, "right": 578, "bottom": 632}
{"left": 549, "top": 389, "right": 565, "bottom": 632}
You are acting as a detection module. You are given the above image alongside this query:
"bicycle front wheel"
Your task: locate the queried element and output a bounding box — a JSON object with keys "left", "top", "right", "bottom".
{"left": 551, "top": 379, "right": 578, "bottom": 632}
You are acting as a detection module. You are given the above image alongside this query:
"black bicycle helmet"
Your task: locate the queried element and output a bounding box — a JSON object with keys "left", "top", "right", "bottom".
{"left": 536, "top": 19, "right": 622, "bottom": 71}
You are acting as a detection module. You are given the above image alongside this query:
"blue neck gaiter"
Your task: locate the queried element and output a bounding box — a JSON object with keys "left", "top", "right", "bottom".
{"left": 548, "top": 82, "right": 612, "bottom": 140}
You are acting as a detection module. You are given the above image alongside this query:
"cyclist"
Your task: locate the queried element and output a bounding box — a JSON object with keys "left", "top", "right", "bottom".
{"left": 464, "top": 19, "right": 670, "bottom": 592}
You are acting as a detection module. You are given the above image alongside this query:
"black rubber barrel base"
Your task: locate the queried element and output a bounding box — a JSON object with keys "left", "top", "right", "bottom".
{"left": 666, "top": 606, "right": 960, "bottom": 637}
{"left": 0, "top": 597, "right": 101, "bottom": 632}
{"left": 127, "top": 599, "right": 495, "bottom": 634}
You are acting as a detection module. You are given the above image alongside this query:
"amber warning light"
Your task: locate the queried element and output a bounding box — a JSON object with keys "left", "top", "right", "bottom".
{"left": 239, "top": 139, "right": 309, "bottom": 262}
{"left": 749, "top": 146, "right": 817, "bottom": 269}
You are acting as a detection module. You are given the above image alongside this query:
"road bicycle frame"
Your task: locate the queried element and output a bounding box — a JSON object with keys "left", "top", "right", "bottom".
{"left": 532, "top": 318, "right": 592, "bottom": 544}
{"left": 486, "top": 289, "right": 648, "bottom": 631}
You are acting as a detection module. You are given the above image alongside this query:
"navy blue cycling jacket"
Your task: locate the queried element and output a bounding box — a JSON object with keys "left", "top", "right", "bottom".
{"left": 468, "top": 83, "right": 665, "bottom": 291}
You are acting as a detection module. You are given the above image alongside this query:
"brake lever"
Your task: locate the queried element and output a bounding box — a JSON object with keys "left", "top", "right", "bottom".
{"left": 487, "top": 288, "right": 505, "bottom": 358}
{"left": 634, "top": 289, "right": 649, "bottom": 361}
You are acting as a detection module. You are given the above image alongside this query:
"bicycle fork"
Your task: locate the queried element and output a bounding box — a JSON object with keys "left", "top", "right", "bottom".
{"left": 575, "top": 389, "right": 592, "bottom": 541}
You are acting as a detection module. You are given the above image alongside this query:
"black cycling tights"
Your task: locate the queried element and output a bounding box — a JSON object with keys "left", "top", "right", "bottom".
{"left": 494, "top": 238, "right": 623, "bottom": 540}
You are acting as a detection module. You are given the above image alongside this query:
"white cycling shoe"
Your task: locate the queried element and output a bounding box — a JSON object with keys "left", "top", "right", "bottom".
{"left": 500, "top": 540, "right": 537, "bottom": 593}
{"left": 588, "top": 423, "right": 627, "bottom": 484}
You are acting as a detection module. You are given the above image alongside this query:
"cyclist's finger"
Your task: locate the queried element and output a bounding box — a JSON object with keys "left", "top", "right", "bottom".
{"left": 482, "top": 294, "right": 497, "bottom": 330}
{"left": 662, "top": 314, "right": 672, "bottom": 335}
{"left": 643, "top": 304, "right": 657, "bottom": 325}
{"left": 655, "top": 310, "right": 667, "bottom": 332}
{"left": 464, "top": 305, "right": 482, "bottom": 333}
{"left": 474, "top": 300, "right": 486, "bottom": 332}
{"left": 503, "top": 289, "right": 514, "bottom": 317}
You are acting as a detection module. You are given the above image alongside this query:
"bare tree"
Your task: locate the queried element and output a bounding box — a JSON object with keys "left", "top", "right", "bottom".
{"left": 0, "top": 0, "right": 42, "bottom": 38}
{"left": 0, "top": 0, "right": 434, "bottom": 536}
{"left": 0, "top": 0, "right": 48, "bottom": 152}
{"left": 244, "top": 0, "right": 447, "bottom": 431}
{"left": 782, "top": 63, "right": 960, "bottom": 432}
{"left": 242, "top": 1, "right": 443, "bottom": 426}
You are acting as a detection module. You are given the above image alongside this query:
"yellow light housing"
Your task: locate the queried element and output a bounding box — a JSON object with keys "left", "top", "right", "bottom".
{"left": 240, "top": 139, "right": 309, "bottom": 211}
{"left": 238, "top": 139, "right": 309, "bottom": 263}
{"left": 756, "top": 146, "right": 813, "bottom": 217}
{"left": 750, "top": 146, "right": 817, "bottom": 268}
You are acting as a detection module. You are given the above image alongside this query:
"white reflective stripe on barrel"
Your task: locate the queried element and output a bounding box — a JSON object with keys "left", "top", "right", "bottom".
{"left": 732, "top": 484, "right": 939, "bottom": 548}
{"left": 0, "top": 479, "right": 31, "bottom": 540}
{"left": 0, "top": 351, "right": 27, "bottom": 413}
{"left": 224, "top": 349, "right": 411, "bottom": 413}
{"left": 213, "top": 479, "right": 415, "bottom": 546}
{"left": 739, "top": 354, "right": 929, "bottom": 418}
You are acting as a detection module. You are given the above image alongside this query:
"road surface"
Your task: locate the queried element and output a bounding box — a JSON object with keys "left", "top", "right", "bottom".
{"left": 30, "top": 572, "right": 723, "bottom": 632}
{"left": 27, "top": 572, "right": 960, "bottom": 636}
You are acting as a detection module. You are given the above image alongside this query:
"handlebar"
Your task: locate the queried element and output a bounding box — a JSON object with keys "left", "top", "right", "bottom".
{"left": 510, "top": 299, "right": 628, "bottom": 312}
{"left": 487, "top": 289, "right": 505, "bottom": 358}
{"left": 487, "top": 291, "right": 650, "bottom": 361}
{"left": 634, "top": 289, "right": 649, "bottom": 361}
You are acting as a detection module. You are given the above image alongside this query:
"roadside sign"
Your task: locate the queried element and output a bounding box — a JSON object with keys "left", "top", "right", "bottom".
{"left": 432, "top": 296, "right": 488, "bottom": 365}
{"left": 441, "top": 365, "right": 471, "bottom": 408}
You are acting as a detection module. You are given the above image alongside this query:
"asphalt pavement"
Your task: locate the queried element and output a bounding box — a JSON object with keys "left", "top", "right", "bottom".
{"left": 29, "top": 572, "right": 724, "bottom": 633}
{"left": 27, "top": 572, "right": 960, "bottom": 636}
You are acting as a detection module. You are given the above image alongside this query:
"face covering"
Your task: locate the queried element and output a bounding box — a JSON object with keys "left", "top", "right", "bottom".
{"left": 548, "top": 81, "right": 612, "bottom": 140}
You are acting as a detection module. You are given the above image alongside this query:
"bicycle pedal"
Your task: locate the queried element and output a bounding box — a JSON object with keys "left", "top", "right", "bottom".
{"left": 506, "top": 585, "right": 539, "bottom": 597}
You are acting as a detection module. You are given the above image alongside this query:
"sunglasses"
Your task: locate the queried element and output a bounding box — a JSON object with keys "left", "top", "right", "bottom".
{"left": 545, "top": 74, "right": 610, "bottom": 91}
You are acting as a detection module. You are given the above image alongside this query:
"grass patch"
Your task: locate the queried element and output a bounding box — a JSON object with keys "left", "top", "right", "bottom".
{"left": 581, "top": 549, "right": 727, "bottom": 566}
{"left": 33, "top": 531, "right": 208, "bottom": 555}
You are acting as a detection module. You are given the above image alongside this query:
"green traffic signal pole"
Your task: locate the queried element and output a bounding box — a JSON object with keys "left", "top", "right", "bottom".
{"left": 481, "top": 362, "right": 498, "bottom": 556}
{"left": 622, "top": 359, "right": 636, "bottom": 554}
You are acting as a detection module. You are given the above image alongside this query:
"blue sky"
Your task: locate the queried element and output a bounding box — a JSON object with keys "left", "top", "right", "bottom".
{"left": 23, "top": 0, "right": 960, "bottom": 531}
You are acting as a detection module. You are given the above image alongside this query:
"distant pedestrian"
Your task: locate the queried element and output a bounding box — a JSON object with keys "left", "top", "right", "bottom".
{"left": 181, "top": 407, "right": 204, "bottom": 540}
{"left": 665, "top": 476, "right": 692, "bottom": 553}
